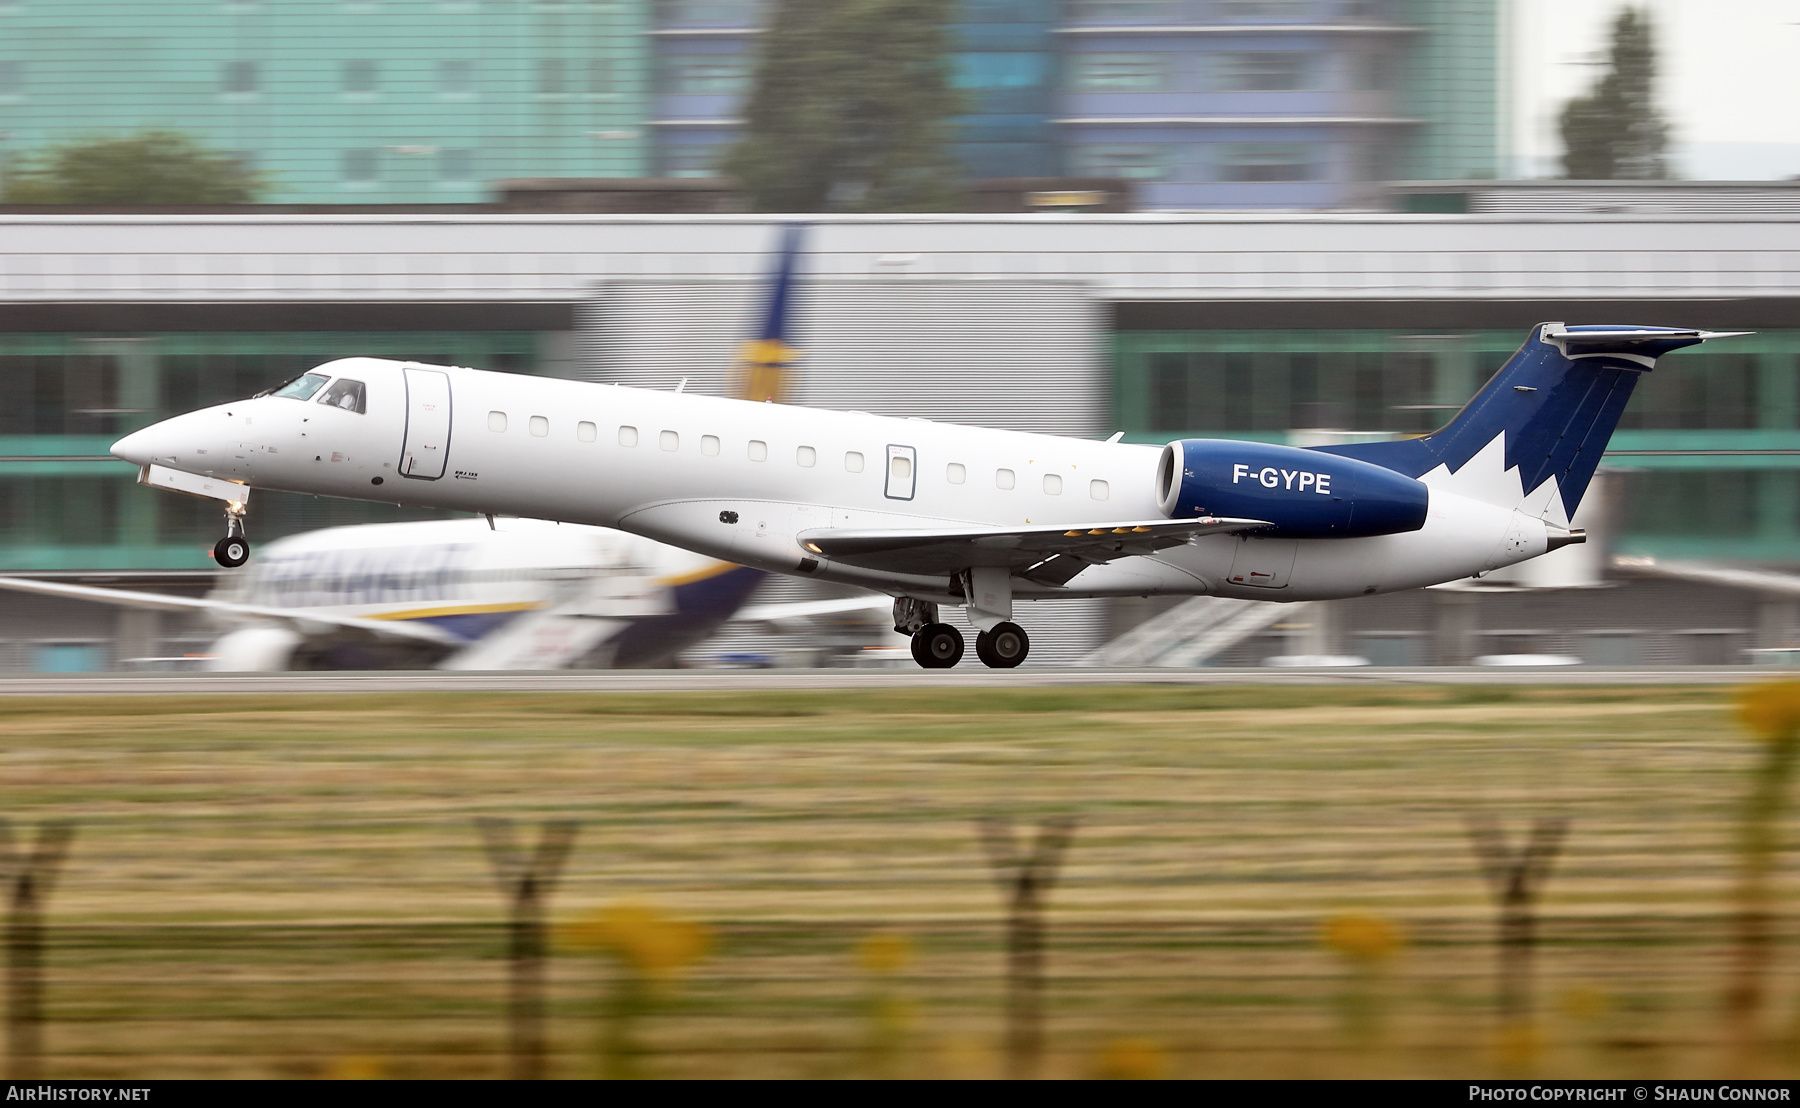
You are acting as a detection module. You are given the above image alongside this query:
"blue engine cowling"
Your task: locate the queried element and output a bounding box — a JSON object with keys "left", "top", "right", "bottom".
{"left": 1156, "top": 439, "right": 1429, "bottom": 539}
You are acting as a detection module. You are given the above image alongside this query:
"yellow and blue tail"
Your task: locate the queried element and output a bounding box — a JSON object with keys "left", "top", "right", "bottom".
{"left": 1316, "top": 324, "right": 1747, "bottom": 522}
{"left": 735, "top": 222, "right": 805, "bottom": 403}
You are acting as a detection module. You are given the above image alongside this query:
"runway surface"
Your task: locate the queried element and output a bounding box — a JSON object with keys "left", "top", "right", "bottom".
{"left": 0, "top": 666, "right": 1775, "bottom": 694}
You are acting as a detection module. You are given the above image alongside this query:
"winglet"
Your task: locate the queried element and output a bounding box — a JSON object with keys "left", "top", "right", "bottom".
{"left": 735, "top": 223, "right": 805, "bottom": 403}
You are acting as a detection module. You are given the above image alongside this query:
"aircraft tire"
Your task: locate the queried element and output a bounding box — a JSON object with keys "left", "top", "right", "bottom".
{"left": 213, "top": 535, "right": 250, "bottom": 568}
{"left": 913, "top": 623, "right": 964, "bottom": 668}
{"left": 975, "top": 622, "right": 1029, "bottom": 669}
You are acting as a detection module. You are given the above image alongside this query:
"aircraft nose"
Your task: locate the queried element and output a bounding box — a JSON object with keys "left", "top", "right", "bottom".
{"left": 111, "top": 423, "right": 162, "bottom": 467}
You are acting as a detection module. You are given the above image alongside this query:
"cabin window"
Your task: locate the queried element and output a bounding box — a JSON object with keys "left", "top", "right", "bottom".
{"left": 748, "top": 439, "right": 767, "bottom": 461}
{"left": 845, "top": 451, "right": 864, "bottom": 473}
{"left": 1090, "top": 479, "right": 1109, "bottom": 500}
{"left": 797, "top": 445, "right": 816, "bottom": 467}
{"left": 316, "top": 378, "right": 367, "bottom": 414}
{"left": 272, "top": 373, "right": 329, "bottom": 401}
{"left": 890, "top": 454, "right": 912, "bottom": 481}
{"left": 529, "top": 416, "right": 549, "bottom": 438}
{"left": 947, "top": 462, "right": 966, "bottom": 485}
{"left": 701, "top": 434, "right": 720, "bottom": 456}
{"left": 619, "top": 425, "right": 638, "bottom": 447}
{"left": 577, "top": 421, "right": 596, "bottom": 442}
{"left": 488, "top": 411, "right": 507, "bottom": 433}
{"left": 996, "top": 468, "right": 1015, "bottom": 490}
{"left": 660, "top": 430, "right": 679, "bottom": 452}
{"left": 1043, "top": 473, "right": 1062, "bottom": 495}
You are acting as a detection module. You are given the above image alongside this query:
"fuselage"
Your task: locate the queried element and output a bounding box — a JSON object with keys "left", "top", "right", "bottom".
{"left": 114, "top": 357, "right": 1549, "bottom": 607}
{"left": 204, "top": 516, "right": 766, "bottom": 669}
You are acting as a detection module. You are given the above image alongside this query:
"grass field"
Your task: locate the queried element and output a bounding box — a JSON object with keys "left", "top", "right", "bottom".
{"left": 0, "top": 683, "right": 1795, "bottom": 1079}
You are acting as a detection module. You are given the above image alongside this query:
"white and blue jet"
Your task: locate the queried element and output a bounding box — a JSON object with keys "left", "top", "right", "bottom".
{"left": 107, "top": 233, "right": 1748, "bottom": 668}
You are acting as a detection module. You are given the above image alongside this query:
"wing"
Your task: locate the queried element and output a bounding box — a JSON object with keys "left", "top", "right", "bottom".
{"left": 796, "top": 516, "right": 1267, "bottom": 584}
{"left": 0, "top": 575, "right": 463, "bottom": 647}
{"left": 733, "top": 594, "right": 894, "bottom": 627}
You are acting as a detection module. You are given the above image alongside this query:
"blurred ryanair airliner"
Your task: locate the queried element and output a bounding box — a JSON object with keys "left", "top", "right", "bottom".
{"left": 0, "top": 223, "right": 887, "bottom": 670}
{"left": 0, "top": 514, "right": 881, "bottom": 670}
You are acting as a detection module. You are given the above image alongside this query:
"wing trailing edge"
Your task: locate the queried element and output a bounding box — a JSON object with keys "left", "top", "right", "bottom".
{"left": 796, "top": 517, "right": 1268, "bottom": 580}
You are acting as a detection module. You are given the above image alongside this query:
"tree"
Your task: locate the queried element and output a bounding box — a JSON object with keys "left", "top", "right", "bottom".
{"left": 721, "top": 0, "right": 965, "bottom": 212}
{"left": 1558, "top": 7, "right": 1669, "bottom": 180}
{"left": 1, "top": 130, "right": 268, "bottom": 204}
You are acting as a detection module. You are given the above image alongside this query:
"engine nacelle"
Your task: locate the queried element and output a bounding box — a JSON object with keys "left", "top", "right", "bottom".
{"left": 1156, "top": 439, "right": 1429, "bottom": 539}
{"left": 203, "top": 626, "right": 304, "bottom": 672}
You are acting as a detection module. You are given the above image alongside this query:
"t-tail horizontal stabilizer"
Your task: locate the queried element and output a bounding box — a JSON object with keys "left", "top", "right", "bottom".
{"left": 1316, "top": 322, "right": 1751, "bottom": 527}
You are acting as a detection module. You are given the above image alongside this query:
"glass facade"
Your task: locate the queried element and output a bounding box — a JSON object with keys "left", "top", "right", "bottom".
{"left": 0, "top": 1, "right": 1488, "bottom": 208}
{"left": 952, "top": 0, "right": 1061, "bottom": 178}
{"left": 1114, "top": 329, "right": 1800, "bottom": 562}
{"left": 0, "top": 332, "right": 542, "bottom": 571}
{"left": 0, "top": 2, "right": 652, "bottom": 204}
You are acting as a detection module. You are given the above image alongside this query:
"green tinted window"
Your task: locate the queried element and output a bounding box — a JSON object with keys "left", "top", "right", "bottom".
{"left": 270, "top": 372, "right": 329, "bottom": 400}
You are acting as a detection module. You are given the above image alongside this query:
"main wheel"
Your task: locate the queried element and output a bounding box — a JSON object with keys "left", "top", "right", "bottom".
{"left": 213, "top": 535, "right": 250, "bottom": 568}
{"left": 975, "top": 621, "right": 1030, "bottom": 668}
{"left": 912, "top": 622, "right": 965, "bottom": 669}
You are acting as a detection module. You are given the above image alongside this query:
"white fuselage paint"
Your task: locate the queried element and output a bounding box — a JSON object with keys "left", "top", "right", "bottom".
{"left": 119, "top": 358, "right": 1550, "bottom": 606}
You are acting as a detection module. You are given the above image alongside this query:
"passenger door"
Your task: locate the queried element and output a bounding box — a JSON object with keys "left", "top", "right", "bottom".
{"left": 399, "top": 366, "right": 452, "bottom": 480}
{"left": 884, "top": 444, "right": 916, "bottom": 501}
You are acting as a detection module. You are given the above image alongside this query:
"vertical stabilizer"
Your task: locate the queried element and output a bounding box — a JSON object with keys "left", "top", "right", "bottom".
{"left": 734, "top": 223, "right": 805, "bottom": 403}
{"left": 1316, "top": 324, "right": 1747, "bottom": 526}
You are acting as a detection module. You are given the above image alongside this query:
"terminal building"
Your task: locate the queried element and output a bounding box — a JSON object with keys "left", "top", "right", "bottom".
{"left": 0, "top": 0, "right": 1497, "bottom": 210}
{"left": 0, "top": 209, "right": 1795, "bottom": 669}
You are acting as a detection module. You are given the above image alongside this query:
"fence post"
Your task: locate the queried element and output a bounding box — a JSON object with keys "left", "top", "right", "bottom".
{"left": 2, "top": 820, "right": 75, "bottom": 1081}
{"left": 1466, "top": 815, "right": 1568, "bottom": 1024}
{"left": 977, "top": 815, "right": 1076, "bottom": 1079}
{"left": 477, "top": 817, "right": 579, "bottom": 1081}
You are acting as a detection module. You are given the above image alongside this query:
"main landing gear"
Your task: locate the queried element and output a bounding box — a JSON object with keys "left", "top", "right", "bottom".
{"left": 911, "top": 622, "right": 965, "bottom": 668}
{"left": 213, "top": 506, "right": 250, "bottom": 569}
{"left": 893, "top": 598, "right": 1030, "bottom": 670}
{"left": 975, "top": 621, "right": 1030, "bottom": 669}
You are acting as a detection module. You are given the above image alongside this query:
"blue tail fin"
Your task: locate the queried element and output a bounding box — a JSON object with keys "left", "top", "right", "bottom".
{"left": 1315, "top": 324, "right": 1747, "bottom": 523}
{"left": 734, "top": 223, "right": 805, "bottom": 403}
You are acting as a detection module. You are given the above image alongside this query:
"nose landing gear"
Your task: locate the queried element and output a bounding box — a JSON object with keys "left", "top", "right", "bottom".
{"left": 213, "top": 506, "right": 250, "bottom": 569}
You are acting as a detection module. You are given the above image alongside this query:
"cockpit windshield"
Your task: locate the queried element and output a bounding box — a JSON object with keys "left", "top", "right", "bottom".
{"left": 317, "top": 378, "right": 367, "bottom": 414}
{"left": 268, "top": 372, "right": 330, "bottom": 401}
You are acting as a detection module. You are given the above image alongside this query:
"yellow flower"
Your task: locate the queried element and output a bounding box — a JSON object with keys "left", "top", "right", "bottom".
{"left": 1494, "top": 1020, "right": 1544, "bottom": 1066}
{"left": 561, "top": 902, "right": 709, "bottom": 977}
{"left": 857, "top": 931, "right": 913, "bottom": 975}
{"left": 1321, "top": 913, "right": 1404, "bottom": 963}
{"left": 1094, "top": 1038, "right": 1168, "bottom": 1080}
{"left": 1558, "top": 985, "right": 1609, "bottom": 1022}
{"left": 327, "top": 1055, "right": 386, "bottom": 1080}
{"left": 1737, "top": 682, "right": 1800, "bottom": 742}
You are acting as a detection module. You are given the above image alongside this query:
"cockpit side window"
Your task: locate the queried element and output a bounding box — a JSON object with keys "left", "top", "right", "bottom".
{"left": 270, "top": 372, "right": 330, "bottom": 401}
{"left": 317, "top": 378, "right": 367, "bottom": 414}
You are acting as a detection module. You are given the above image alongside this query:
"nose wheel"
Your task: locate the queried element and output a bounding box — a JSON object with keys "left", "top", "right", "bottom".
{"left": 975, "top": 622, "right": 1029, "bottom": 668}
{"left": 213, "top": 509, "right": 250, "bottom": 569}
{"left": 213, "top": 535, "right": 250, "bottom": 568}
{"left": 910, "top": 623, "right": 965, "bottom": 669}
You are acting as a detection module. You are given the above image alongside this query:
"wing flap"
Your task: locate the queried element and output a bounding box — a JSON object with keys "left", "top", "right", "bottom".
{"left": 796, "top": 517, "right": 1267, "bottom": 579}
